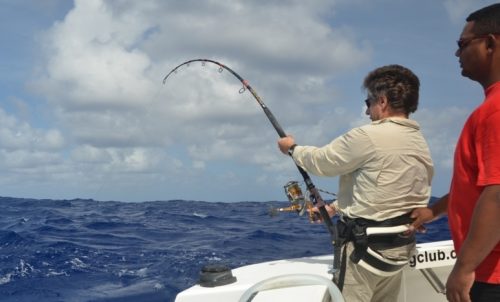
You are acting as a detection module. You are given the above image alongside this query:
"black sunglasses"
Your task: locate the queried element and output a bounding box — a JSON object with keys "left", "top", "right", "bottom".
{"left": 456, "top": 35, "right": 489, "bottom": 50}
{"left": 365, "top": 98, "right": 371, "bottom": 108}
{"left": 456, "top": 33, "right": 500, "bottom": 51}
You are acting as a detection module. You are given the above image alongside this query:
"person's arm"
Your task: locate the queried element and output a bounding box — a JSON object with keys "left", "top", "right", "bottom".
{"left": 446, "top": 184, "right": 500, "bottom": 302}
{"left": 409, "top": 193, "right": 449, "bottom": 232}
{"left": 279, "top": 128, "right": 374, "bottom": 177}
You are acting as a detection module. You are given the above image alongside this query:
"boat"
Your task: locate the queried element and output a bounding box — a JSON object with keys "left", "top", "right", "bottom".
{"left": 174, "top": 239, "right": 455, "bottom": 302}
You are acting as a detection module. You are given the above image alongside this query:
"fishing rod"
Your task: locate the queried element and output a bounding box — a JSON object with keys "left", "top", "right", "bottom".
{"left": 162, "top": 59, "right": 338, "bottom": 245}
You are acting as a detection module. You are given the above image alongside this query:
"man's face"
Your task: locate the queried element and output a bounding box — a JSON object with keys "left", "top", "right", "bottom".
{"left": 455, "top": 21, "right": 489, "bottom": 83}
{"left": 365, "top": 97, "right": 382, "bottom": 121}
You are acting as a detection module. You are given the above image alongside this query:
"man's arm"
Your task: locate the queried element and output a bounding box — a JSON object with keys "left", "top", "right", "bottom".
{"left": 409, "top": 193, "right": 449, "bottom": 232}
{"left": 446, "top": 184, "right": 500, "bottom": 302}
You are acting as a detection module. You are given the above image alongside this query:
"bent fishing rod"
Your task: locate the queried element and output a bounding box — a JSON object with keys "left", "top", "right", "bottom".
{"left": 163, "top": 59, "right": 338, "bottom": 243}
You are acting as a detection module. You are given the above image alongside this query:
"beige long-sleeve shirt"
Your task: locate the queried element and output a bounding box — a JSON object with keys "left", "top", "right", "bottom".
{"left": 292, "top": 117, "right": 434, "bottom": 221}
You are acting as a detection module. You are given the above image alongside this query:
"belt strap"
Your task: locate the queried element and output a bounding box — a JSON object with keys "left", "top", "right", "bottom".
{"left": 334, "top": 212, "right": 415, "bottom": 287}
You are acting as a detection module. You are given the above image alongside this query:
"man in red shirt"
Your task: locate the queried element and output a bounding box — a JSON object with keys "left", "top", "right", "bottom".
{"left": 410, "top": 3, "right": 500, "bottom": 302}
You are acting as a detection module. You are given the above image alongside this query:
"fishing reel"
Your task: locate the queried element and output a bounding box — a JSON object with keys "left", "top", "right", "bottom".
{"left": 269, "top": 181, "right": 318, "bottom": 222}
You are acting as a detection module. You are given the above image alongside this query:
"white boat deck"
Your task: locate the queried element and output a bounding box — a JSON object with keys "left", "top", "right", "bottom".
{"left": 175, "top": 240, "right": 454, "bottom": 302}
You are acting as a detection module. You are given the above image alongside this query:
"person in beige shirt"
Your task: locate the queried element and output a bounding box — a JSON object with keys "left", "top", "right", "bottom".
{"left": 278, "top": 64, "right": 434, "bottom": 302}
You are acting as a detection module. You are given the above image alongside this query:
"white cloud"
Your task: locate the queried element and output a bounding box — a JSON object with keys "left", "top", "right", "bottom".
{"left": 0, "top": 107, "right": 64, "bottom": 151}
{"left": 415, "top": 106, "right": 470, "bottom": 169}
{"left": 4, "top": 0, "right": 482, "bottom": 201}
{"left": 26, "top": 0, "right": 370, "bottom": 194}
{"left": 35, "top": 0, "right": 156, "bottom": 110}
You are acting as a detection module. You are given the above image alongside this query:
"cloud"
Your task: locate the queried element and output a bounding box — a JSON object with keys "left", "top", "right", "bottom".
{"left": 414, "top": 106, "right": 470, "bottom": 169}
{"left": 3, "top": 0, "right": 487, "bottom": 201}
{"left": 0, "top": 107, "right": 64, "bottom": 152}
{"left": 27, "top": 0, "right": 370, "bottom": 193}
{"left": 0, "top": 107, "right": 68, "bottom": 189}
{"left": 34, "top": 0, "right": 156, "bottom": 110}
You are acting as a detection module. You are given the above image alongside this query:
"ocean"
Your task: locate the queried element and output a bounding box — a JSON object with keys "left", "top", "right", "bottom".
{"left": 0, "top": 196, "right": 450, "bottom": 302}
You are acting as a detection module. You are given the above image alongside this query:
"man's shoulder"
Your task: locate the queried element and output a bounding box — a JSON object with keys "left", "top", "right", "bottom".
{"left": 347, "top": 124, "right": 370, "bottom": 136}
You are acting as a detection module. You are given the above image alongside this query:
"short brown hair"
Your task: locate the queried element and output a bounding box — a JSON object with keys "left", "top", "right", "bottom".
{"left": 363, "top": 64, "right": 420, "bottom": 114}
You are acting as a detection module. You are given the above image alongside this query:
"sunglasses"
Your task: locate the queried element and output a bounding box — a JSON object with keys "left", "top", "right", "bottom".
{"left": 456, "top": 33, "right": 499, "bottom": 51}
{"left": 365, "top": 98, "right": 371, "bottom": 108}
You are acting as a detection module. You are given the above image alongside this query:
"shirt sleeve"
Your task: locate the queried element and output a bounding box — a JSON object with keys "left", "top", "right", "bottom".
{"left": 477, "top": 110, "right": 500, "bottom": 185}
{"left": 292, "top": 127, "right": 375, "bottom": 177}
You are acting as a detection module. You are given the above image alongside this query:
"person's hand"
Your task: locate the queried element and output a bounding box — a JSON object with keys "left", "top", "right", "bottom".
{"left": 308, "top": 204, "right": 336, "bottom": 223}
{"left": 407, "top": 207, "right": 434, "bottom": 233}
{"left": 277, "top": 135, "right": 295, "bottom": 155}
{"left": 445, "top": 265, "right": 475, "bottom": 302}
{"left": 324, "top": 203, "right": 336, "bottom": 217}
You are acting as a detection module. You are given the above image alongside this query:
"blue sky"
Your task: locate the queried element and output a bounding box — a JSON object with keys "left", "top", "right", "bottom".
{"left": 0, "top": 0, "right": 497, "bottom": 202}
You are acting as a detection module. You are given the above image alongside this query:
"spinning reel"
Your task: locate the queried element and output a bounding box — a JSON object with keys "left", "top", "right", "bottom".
{"left": 270, "top": 181, "right": 335, "bottom": 222}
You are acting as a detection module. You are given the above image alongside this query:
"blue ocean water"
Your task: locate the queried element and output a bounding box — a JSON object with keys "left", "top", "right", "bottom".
{"left": 0, "top": 196, "right": 450, "bottom": 302}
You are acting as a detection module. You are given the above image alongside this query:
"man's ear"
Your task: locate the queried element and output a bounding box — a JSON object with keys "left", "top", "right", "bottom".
{"left": 486, "top": 34, "right": 498, "bottom": 51}
{"left": 379, "top": 95, "right": 389, "bottom": 110}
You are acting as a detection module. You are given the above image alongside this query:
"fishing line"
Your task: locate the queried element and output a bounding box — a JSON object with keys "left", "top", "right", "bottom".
{"left": 163, "top": 59, "right": 338, "bottom": 246}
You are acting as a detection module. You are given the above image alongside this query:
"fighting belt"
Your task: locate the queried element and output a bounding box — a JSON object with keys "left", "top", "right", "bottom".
{"left": 334, "top": 213, "right": 415, "bottom": 290}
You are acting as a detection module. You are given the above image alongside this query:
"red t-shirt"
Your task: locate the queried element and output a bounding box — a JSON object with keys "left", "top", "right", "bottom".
{"left": 448, "top": 81, "right": 500, "bottom": 283}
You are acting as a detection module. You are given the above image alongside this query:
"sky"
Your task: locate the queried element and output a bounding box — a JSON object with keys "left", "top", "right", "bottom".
{"left": 0, "top": 0, "right": 497, "bottom": 202}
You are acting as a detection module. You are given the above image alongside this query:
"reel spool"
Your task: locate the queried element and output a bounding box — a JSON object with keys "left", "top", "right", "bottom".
{"left": 284, "top": 181, "right": 305, "bottom": 210}
{"left": 269, "top": 181, "right": 311, "bottom": 219}
{"left": 270, "top": 181, "right": 334, "bottom": 222}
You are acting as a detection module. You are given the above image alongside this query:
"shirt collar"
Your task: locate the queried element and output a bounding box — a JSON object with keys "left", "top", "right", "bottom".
{"left": 371, "top": 117, "right": 420, "bottom": 130}
{"left": 485, "top": 81, "right": 500, "bottom": 97}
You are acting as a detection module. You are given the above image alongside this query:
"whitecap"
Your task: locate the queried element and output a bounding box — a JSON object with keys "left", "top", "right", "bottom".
{"left": 46, "top": 270, "right": 69, "bottom": 277}
{"left": 136, "top": 267, "right": 148, "bottom": 277}
{"left": 18, "top": 259, "right": 36, "bottom": 276}
{"left": 0, "top": 273, "right": 12, "bottom": 285}
{"left": 193, "top": 212, "right": 208, "bottom": 218}
{"left": 69, "top": 258, "right": 88, "bottom": 269}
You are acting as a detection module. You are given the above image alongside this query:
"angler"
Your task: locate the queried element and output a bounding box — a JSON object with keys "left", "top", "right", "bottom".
{"left": 278, "top": 64, "right": 433, "bottom": 301}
